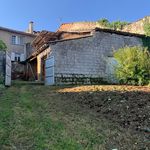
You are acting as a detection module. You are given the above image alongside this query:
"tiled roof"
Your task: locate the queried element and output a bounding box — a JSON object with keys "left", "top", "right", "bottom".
{"left": 57, "top": 22, "right": 97, "bottom": 32}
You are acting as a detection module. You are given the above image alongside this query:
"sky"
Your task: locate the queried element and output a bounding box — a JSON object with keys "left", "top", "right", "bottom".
{"left": 0, "top": 0, "right": 150, "bottom": 32}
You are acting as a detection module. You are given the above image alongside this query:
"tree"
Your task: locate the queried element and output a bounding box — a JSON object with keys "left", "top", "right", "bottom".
{"left": 0, "top": 40, "right": 7, "bottom": 51}
{"left": 110, "top": 21, "right": 128, "bottom": 30}
{"left": 97, "top": 18, "right": 110, "bottom": 28}
{"left": 114, "top": 46, "right": 150, "bottom": 85}
{"left": 97, "top": 18, "right": 128, "bottom": 30}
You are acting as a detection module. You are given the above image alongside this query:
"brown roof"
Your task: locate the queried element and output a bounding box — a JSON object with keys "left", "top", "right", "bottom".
{"left": 57, "top": 22, "right": 97, "bottom": 32}
{"left": 0, "top": 26, "right": 36, "bottom": 37}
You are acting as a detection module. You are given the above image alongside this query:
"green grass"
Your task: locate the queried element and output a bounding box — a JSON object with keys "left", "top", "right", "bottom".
{"left": 0, "top": 85, "right": 148, "bottom": 150}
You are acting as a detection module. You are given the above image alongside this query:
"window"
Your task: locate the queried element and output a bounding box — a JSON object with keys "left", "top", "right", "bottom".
{"left": 12, "top": 35, "right": 23, "bottom": 45}
{"left": 11, "top": 52, "right": 21, "bottom": 62}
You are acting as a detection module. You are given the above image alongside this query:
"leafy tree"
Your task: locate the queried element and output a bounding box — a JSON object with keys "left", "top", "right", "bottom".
{"left": 97, "top": 18, "right": 110, "bottom": 28}
{"left": 97, "top": 18, "right": 128, "bottom": 30}
{"left": 114, "top": 46, "right": 150, "bottom": 85}
{"left": 0, "top": 40, "right": 7, "bottom": 51}
{"left": 110, "top": 21, "right": 128, "bottom": 30}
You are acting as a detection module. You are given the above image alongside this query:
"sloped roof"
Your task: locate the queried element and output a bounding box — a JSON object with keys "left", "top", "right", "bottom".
{"left": 0, "top": 26, "right": 36, "bottom": 37}
{"left": 57, "top": 22, "right": 97, "bottom": 32}
{"left": 29, "top": 30, "right": 92, "bottom": 60}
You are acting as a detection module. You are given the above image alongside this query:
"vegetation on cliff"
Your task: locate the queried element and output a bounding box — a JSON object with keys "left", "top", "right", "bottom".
{"left": 97, "top": 18, "right": 128, "bottom": 30}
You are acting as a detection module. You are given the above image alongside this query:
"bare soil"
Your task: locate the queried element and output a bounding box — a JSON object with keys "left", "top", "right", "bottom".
{"left": 59, "top": 85, "right": 150, "bottom": 142}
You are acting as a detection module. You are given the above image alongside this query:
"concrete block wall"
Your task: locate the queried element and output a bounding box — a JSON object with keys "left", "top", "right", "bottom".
{"left": 50, "top": 31, "right": 143, "bottom": 84}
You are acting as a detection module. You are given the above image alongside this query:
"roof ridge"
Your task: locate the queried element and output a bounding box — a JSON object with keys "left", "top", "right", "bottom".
{"left": 61, "top": 21, "right": 96, "bottom": 25}
{"left": 0, "top": 25, "right": 36, "bottom": 36}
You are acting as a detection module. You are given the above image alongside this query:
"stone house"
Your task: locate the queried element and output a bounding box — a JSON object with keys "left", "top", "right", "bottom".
{"left": 0, "top": 22, "right": 36, "bottom": 79}
{"left": 28, "top": 28, "right": 146, "bottom": 85}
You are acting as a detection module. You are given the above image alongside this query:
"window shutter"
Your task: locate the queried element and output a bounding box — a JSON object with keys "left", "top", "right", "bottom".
{"left": 11, "top": 52, "right": 15, "bottom": 61}
{"left": 20, "top": 54, "right": 25, "bottom": 62}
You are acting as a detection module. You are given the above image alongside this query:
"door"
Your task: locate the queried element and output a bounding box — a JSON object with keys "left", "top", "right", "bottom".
{"left": 5, "top": 52, "right": 11, "bottom": 86}
{"left": 106, "top": 57, "right": 118, "bottom": 83}
{"left": 45, "top": 56, "right": 54, "bottom": 85}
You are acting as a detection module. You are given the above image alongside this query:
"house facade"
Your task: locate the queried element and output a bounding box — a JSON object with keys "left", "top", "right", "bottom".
{"left": 0, "top": 22, "right": 36, "bottom": 79}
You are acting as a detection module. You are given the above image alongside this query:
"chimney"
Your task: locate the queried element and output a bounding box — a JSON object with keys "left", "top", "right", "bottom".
{"left": 28, "top": 21, "right": 34, "bottom": 34}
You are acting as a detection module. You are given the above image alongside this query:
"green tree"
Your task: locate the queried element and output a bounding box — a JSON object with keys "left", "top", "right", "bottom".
{"left": 97, "top": 18, "right": 110, "bottom": 28}
{"left": 0, "top": 40, "right": 7, "bottom": 51}
{"left": 114, "top": 46, "right": 150, "bottom": 85}
{"left": 97, "top": 18, "right": 128, "bottom": 30}
{"left": 110, "top": 21, "right": 128, "bottom": 30}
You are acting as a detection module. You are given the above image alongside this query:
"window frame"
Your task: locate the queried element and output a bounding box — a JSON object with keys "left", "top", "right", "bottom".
{"left": 11, "top": 35, "right": 23, "bottom": 45}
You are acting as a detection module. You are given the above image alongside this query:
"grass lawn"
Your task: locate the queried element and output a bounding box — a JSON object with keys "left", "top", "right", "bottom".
{"left": 0, "top": 84, "right": 149, "bottom": 150}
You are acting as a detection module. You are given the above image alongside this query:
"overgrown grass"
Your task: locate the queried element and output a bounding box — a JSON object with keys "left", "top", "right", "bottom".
{"left": 0, "top": 86, "right": 105, "bottom": 150}
{"left": 0, "top": 85, "right": 148, "bottom": 149}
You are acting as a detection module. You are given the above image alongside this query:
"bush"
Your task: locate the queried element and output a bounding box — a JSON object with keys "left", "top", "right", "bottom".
{"left": 97, "top": 18, "right": 128, "bottom": 30}
{"left": 0, "top": 40, "right": 7, "bottom": 51}
{"left": 0, "top": 73, "right": 4, "bottom": 84}
{"left": 114, "top": 46, "right": 150, "bottom": 85}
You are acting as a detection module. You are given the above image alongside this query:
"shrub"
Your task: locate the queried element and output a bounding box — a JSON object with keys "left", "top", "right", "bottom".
{"left": 114, "top": 46, "right": 150, "bottom": 85}
{"left": 97, "top": 18, "right": 110, "bottom": 28}
{"left": 0, "top": 73, "right": 4, "bottom": 84}
{"left": 0, "top": 40, "right": 7, "bottom": 51}
{"left": 97, "top": 18, "right": 128, "bottom": 30}
{"left": 110, "top": 21, "right": 128, "bottom": 30}
{"left": 143, "top": 18, "right": 150, "bottom": 36}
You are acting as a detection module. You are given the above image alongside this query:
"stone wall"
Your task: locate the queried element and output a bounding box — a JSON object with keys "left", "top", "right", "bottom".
{"left": 49, "top": 31, "right": 143, "bottom": 84}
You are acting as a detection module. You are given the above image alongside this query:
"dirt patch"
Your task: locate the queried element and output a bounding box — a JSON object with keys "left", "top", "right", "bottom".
{"left": 59, "top": 85, "right": 150, "bottom": 141}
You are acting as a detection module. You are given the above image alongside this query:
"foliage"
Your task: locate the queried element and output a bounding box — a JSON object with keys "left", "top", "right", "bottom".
{"left": 143, "top": 20, "right": 150, "bottom": 36}
{"left": 0, "top": 73, "right": 4, "bottom": 84}
{"left": 97, "top": 18, "right": 128, "bottom": 30}
{"left": 97, "top": 18, "right": 110, "bottom": 27}
{"left": 114, "top": 46, "right": 150, "bottom": 85}
{"left": 0, "top": 40, "right": 7, "bottom": 51}
{"left": 110, "top": 21, "right": 129, "bottom": 30}
{"left": 142, "top": 36, "right": 150, "bottom": 51}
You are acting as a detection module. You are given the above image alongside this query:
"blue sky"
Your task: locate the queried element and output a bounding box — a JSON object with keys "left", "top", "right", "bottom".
{"left": 0, "top": 0, "right": 150, "bottom": 32}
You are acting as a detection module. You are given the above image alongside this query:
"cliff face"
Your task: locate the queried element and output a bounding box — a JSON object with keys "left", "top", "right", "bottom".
{"left": 122, "top": 16, "right": 150, "bottom": 35}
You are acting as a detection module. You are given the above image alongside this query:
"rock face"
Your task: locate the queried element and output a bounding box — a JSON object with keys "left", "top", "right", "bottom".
{"left": 122, "top": 16, "right": 150, "bottom": 34}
